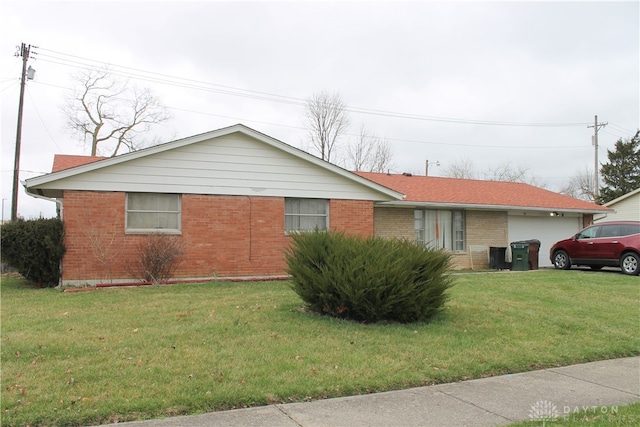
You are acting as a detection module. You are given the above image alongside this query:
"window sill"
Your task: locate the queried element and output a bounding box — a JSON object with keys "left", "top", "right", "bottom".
{"left": 125, "top": 229, "right": 182, "bottom": 235}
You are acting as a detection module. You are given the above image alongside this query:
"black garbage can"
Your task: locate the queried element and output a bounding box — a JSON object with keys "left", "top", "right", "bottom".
{"left": 490, "top": 247, "right": 508, "bottom": 270}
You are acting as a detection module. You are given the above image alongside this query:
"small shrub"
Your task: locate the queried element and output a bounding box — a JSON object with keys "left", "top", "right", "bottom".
{"left": 0, "top": 218, "right": 65, "bottom": 287}
{"left": 130, "top": 233, "right": 185, "bottom": 284}
{"left": 286, "top": 230, "right": 453, "bottom": 323}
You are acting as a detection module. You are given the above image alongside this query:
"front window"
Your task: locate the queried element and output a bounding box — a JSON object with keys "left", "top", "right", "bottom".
{"left": 577, "top": 226, "right": 599, "bottom": 239}
{"left": 415, "top": 209, "right": 465, "bottom": 251}
{"left": 126, "top": 193, "right": 181, "bottom": 233}
{"left": 285, "top": 198, "right": 328, "bottom": 232}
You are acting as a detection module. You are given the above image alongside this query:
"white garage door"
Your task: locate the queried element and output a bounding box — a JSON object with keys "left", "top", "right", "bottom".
{"left": 507, "top": 215, "right": 583, "bottom": 267}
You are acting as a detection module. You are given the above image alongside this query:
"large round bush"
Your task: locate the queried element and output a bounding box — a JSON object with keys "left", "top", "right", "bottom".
{"left": 1, "top": 218, "right": 65, "bottom": 287}
{"left": 286, "top": 230, "right": 453, "bottom": 323}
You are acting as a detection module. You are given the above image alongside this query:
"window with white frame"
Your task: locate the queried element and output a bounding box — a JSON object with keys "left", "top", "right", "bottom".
{"left": 414, "top": 209, "right": 465, "bottom": 251}
{"left": 285, "top": 198, "right": 328, "bottom": 232}
{"left": 126, "top": 193, "right": 181, "bottom": 233}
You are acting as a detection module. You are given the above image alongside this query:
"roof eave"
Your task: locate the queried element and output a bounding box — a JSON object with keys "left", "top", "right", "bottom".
{"left": 376, "top": 200, "right": 612, "bottom": 214}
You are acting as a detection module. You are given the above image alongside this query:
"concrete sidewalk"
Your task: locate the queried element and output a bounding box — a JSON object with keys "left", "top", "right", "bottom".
{"left": 104, "top": 357, "right": 639, "bottom": 427}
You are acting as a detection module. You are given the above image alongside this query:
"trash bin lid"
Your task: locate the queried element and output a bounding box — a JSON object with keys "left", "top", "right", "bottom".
{"left": 511, "top": 239, "right": 540, "bottom": 246}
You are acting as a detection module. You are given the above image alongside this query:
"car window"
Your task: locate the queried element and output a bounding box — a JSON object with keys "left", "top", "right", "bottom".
{"left": 598, "top": 224, "right": 620, "bottom": 238}
{"left": 577, "top": 226, "right": 600, "bottom": 239}
{"left": 620, "top": 224, "right": 640, "bottom": 236}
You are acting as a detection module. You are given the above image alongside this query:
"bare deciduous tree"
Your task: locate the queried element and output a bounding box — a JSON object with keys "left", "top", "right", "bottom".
{"left": 444, "top": 159, "right": 545, "bottom": 186}
{"left": 63, "top": 67, "right": 171, "bottom": 157}
{"left": 559, "top": 168, "right": 595, "bottom": 202}
{"left": 346, "top": 125, "right": 395, "bottom": 172}
{"left": 129, "top": 233, "right": 185, "bottom": 284}
{"left": 80, "top": 211, "right": 126, "bottom": 284}
{"left": 304, "top": 90, "right": 350, "bottom": 162}
{"left": 484, "top": 161, "right": 531, "bottom": 182}
{"left": 483, "top": 161, "right": 547, "bottom": 187}
{"left": 443, "top": 158, "right": 476, "bottom": 179}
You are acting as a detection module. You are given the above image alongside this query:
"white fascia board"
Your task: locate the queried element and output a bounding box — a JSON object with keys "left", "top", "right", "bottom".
{"left": 376, "top": 200, "right": 612, "bottom": 215}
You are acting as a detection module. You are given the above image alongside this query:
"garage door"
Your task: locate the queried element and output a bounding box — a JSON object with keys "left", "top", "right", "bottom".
{"left": 507, "top": 215, "right": 583, "bottom": 267}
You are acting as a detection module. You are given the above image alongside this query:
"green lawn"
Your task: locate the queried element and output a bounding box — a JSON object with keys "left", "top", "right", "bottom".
{"left": 1, "top": 270, "right": 638, "bottom": 426}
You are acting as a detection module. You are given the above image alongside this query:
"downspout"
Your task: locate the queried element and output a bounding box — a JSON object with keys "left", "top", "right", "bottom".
{"left": 247, "top": 195, "right": 252, "bottom": 262}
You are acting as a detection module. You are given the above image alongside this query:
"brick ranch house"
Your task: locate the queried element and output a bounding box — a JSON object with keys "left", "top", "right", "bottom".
{"left": 25, "top": 124, "right": 610, "bottom": 286}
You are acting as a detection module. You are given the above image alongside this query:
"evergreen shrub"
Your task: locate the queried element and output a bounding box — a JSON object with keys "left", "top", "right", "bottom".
{"left": 1, "top": 218, "right": 65, "bottom": 287}
{"left": 286, "top": 230, "right": 453, "bottom": 323}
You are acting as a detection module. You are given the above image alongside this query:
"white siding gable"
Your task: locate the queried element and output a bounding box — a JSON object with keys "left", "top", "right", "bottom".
{"left": 595, "top": 189, "right": 640, "bottom": 222}
{"left": 26, "top": 126, "right": 402, "bottom": 202}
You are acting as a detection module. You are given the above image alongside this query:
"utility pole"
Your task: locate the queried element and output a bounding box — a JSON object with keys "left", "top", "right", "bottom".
{"left": 425, "top": 159, "right": 440, "bottom": 176}
{"left": 588, "top": 115, "right": 607, "bottom": 202}
{"left": 11, "top": 43, "right": 35, "bottom": 221}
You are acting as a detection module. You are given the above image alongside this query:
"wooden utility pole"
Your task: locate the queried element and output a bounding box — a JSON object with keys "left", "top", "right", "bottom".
{"left": 11, "top": 43, "right": 33, "bottom": 221}
{"left": 588, "top": 115, "right": 607, "bottom": 202}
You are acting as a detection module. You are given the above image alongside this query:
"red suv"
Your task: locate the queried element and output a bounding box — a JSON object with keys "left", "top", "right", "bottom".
{"left": 550, "top": 221, "right": 640, "bottom": 276}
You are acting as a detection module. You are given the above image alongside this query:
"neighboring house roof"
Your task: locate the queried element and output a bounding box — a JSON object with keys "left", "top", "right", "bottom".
{"left": 25, "top": 124, "right": 403, "bottom": 202}
{"left": 356, "top": 172, "right": 611, "bottom": 214}
{"left": 51, "top": 155, "right": 107, "bottom": 172}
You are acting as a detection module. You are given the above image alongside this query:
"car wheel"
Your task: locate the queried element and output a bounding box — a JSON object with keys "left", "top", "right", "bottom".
{"left": 620, "top": 252, "right": 640, "bottom": 276}
{"left": 553, "top": 250, "right": 571, "bottom": 270}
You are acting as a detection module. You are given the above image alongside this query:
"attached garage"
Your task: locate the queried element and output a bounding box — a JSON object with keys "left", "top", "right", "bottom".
{"left": 507, "top": 213, "right": 584, "bottom": 267}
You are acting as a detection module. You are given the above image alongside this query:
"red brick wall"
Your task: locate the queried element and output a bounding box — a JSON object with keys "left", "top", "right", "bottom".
{"left": 329, "top": 199, "right": 374, "bottom": 236}
{"left": 61, "top": 191, "right": 374, "bottom": 283}
{"left": 62, "top": 191, "right": 129, "bottom": 283}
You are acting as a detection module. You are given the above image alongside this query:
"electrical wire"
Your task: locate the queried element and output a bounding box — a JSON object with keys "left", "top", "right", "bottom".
{"left": 0, "top": 80, "right": 19, "bottom": 94}
{"left": 37, "top": 47, "right": 592, "bottom": 128}
{"left": 608, "top": 123, "right": 636, "bottom": 136}
{"left": 26, "top": 87, "right": 64, "bottom": 152}
{"left": 28, "top": 78, "right": 592, "bottom": 151}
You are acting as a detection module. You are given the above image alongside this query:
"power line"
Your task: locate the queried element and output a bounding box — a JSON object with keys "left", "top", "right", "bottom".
{"left": 37, "top": 47, "right": 591, "bottom": 128}
{"left": 165, "top": 104, "right": 589, "bottom": 149}
{"left": 26, "top": 86, "right": 64, "bottom": 152}
{"left": 0, "top": 80, "right": 19, "bottom": 94}
{"left": 29, "top": 78, "right": 591, "bottom": 151}
{"left": 608, "top": 123, "right": 636, "bottom": 136}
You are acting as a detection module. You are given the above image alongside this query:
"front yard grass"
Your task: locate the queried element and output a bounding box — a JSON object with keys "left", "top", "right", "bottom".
{"left": 1, "top": 270, "right": 638, "bottom": 426}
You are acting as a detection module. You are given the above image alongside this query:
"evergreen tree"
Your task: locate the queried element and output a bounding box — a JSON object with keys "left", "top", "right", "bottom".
{"left": 599, "top": 131, "right": 640, "bottom": 204}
